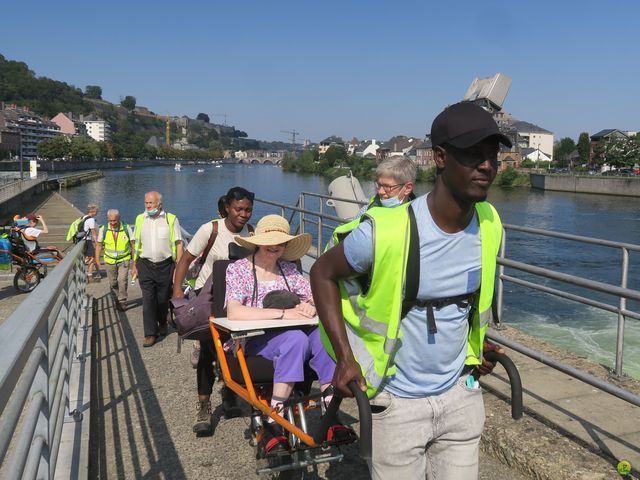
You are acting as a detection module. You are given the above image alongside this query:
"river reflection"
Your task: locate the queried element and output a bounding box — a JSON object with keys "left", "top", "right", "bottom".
{"left": 62, "top": 164, "right": 640, "bottom": 378}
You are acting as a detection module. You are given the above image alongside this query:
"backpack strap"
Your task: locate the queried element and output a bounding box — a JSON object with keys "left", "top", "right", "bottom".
{"left": 401, "top": 204, "right": 420, "bottom": 320}
{"left": 196, "top": 220, "right": 219, "bottom": 267}
{"left": 400, "top": 203, "right": 482, "bottom": 335}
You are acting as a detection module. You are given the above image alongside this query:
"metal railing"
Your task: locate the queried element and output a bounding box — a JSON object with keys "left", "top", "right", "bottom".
{"left": 0, "top": 175, "right": 48, "bottom": 205}
{"left": 496, "top": 224, "right": 640, "bottom": 379}
{"left": 254, "top": 192, "right": 640, "bottom": 408}
{"left": 0, "top": 242, "right": 89, "bottom": 479}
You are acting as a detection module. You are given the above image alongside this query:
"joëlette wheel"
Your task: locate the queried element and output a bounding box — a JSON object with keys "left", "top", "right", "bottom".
{"left": 14, "top": 266, "right": 41, "bottom": 293}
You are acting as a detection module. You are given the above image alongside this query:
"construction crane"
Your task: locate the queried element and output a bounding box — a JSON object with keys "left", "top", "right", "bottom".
{"left": 165, "top": 115, "right": 171, "bottom": 146}
{"left": 281, "top": 130, "right": 300, "bottom": 155}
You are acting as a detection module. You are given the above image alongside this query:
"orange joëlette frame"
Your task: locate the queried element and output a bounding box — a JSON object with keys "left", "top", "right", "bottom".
{"left": 209, "top": 316, "right": 318, "bottom": 448}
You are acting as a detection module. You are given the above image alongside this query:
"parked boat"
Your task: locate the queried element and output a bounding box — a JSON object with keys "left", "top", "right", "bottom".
{"left": 197, "top": 168, "right": 205, "bottom": 173}
{"left": 174, "top": 163, "right": 182, "bottom": 172}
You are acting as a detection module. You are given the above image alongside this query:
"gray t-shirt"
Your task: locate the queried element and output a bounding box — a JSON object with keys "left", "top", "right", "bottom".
{"left": 343, "top": 193, "right": 482, "bottom": 397}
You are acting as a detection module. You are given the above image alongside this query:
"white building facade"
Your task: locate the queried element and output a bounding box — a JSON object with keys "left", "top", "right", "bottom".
{"left": 84, "top": 120, "right": 111, "bottom": 142}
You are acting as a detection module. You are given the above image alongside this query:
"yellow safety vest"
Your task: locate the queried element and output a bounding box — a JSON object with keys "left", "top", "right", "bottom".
{"left": 133, "top": 212, "right": 177, "bottom": 261}
{"left": 101, "top": 223, "right": 132, "bottom": 264}
{"left": 320, "top": 201, "right": 502, "bottom": 398}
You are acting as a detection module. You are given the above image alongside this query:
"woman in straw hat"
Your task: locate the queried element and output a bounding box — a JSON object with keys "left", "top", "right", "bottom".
{"left": 226, "top": 214, "right": 355, "bottom": 455}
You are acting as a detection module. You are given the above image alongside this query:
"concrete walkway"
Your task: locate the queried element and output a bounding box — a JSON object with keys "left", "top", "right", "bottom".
{"left": 87, "top": 279, "right": 530, "bottom": 480}
{"left": 0, "top": 191, "right": 80, "bottom": 323}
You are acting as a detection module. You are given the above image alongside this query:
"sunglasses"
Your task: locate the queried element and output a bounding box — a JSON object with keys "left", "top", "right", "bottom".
{"left": 438, "top": 144, "right": 498, "bottom": 168}
{"left": 227, "top": 188, "right": 255, "bottom": 202}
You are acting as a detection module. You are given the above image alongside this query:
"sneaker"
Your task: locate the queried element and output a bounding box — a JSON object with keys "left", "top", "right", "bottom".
{"left": 116, "top": 301, "right": 127, "bottom": 312}
{"left": 143, "top": 336, "right": 156, "bottom": 348}
{"left": 191, "top": 341, "right": 201, "bottom": 368}
{"left": 158, "top": 323, "right": 168, "bottom": 337}
{"left": 193, "top": 400, "right": 213, "bottom": 436}
{"left": 260, "top": 422, "right": 290, "bottom": 456}
{"left": 325, "top": 422, "right": 357, "bottom": 445}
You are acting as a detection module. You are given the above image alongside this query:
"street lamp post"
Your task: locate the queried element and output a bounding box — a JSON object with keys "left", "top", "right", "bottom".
{"left": 19, "top": 131, "right": 23, "bottom": 181}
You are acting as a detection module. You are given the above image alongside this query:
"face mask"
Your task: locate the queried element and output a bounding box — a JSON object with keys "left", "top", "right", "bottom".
{"left": 147, "top": 208, "right": 159, "bottom": 217}
{"left": 380, "top": 195, "right": 403, "bottom": 208}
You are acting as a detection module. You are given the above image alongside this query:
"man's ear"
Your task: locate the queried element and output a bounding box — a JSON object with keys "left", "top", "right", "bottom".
{"left": 433, "top": 146, "right": 446, "bottom": 169}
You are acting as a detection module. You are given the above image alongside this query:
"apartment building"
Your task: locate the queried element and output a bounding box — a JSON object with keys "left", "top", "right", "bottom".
{"left": 0, "top": 104, "right": 61, "bottom": 159}
{"left": 83, "top": 114, "right": 111, "bottom": 142}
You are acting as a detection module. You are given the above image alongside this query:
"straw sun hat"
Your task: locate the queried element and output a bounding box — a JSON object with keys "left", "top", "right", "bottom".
{"left": 235, "top": 215, "right": 312, "bottom": 261}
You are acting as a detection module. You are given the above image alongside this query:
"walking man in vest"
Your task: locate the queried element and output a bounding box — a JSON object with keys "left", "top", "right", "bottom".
{"left": 81, "top": 204, "right": 100, "bottom": 281}
{"left": 132, "top": 191, "right": 183, "bottom": 347}
{"left": 95, "top": 209, "right": 135, "bottom": 311}
{"left": 311, "top": 101, "right": 509, "bottom": 479}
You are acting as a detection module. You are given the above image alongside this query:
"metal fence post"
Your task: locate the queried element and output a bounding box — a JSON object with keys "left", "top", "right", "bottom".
{"left": 614, "top": 247, "right": 629, "bottom": 377}
{"left": 299, "top": 194, "right": 305, "bottom": 235}
{"left": 317, "top": 196, "right": 324, "bottom": 255}
{"left": 496, "top": 229, "right": 507, "bottom": 328}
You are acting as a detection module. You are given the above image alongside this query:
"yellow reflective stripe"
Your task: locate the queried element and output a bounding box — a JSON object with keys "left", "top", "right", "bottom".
{"left": 344, "top": 324, "right": 384, "bottom": 398}
{"left": 349, "top": 296, "right": 388, "bottom": 336}
{"left": 479, "top": 309, "right": 492, "bottom": 327}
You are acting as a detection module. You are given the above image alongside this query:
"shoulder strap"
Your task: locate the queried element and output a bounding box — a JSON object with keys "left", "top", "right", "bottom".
{"left": 197, "top": 220, "right": 219, "bottom": 266}
{"left": 277, "top": 261, "right": 292, "bottom": 292}
{"left": 400, "top": 204, "right": 420, "bottom": 319}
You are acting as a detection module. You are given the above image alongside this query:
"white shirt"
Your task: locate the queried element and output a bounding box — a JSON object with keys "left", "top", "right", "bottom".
{"left": 83, "top": 217, "right": 96, "bottom": 232}
{"left": 187, "top": 220, "right": 251, "bottom": 289}
{"left": 138, "top": 210, "right": 183, "bottom": 262}
{"left": 23, "top": 227, "right": 41, "bottom": 252}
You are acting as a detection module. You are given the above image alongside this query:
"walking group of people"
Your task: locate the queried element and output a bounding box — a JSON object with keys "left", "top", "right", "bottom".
{"left": 44, "top": 101, "right": 510, "bottom": 479}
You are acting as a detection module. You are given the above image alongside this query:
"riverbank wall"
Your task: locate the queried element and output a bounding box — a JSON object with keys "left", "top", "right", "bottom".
{"left": 0, "top": 171, "right": 103, "bottom": 221}
{"left": 0, "top": 158, "right": 175, "bottom": 172}
{"left": 530, "top": 173, "right": 640, "bottom": 197}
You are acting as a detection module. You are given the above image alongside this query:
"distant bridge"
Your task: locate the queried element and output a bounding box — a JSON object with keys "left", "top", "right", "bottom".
{"left": 235, "top": 157, "right": 282, "bottom": 165}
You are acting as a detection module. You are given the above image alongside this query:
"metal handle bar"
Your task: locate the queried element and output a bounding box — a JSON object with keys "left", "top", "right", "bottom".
{"left": 484, "top": 351, "right": 523, "bottom": 420}
{"left": 313, "top": 381, "right": 372, "bottom": 461}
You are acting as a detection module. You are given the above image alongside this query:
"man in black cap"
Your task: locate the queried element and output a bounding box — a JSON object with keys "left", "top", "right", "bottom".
{"left": 311, "top": 101, "right": 509, "bottom": 479}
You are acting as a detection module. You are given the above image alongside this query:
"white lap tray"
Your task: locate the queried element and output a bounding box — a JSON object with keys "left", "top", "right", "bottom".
{"left": 211, "top": 316, "right": 318, "bottom": 339}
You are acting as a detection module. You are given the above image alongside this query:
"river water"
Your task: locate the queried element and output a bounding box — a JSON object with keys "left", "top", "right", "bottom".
{"left": 61, "top": 164, "right": 640, "bottom": 378}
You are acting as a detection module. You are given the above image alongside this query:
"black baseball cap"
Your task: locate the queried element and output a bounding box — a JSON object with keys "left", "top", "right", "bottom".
{"left": 431, "top": 102, "right": 512, "bottom": 149}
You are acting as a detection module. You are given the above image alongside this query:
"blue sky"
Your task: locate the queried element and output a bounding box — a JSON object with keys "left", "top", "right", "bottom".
{"left": 3, "top": 1, "right": 639, "bottom": 144}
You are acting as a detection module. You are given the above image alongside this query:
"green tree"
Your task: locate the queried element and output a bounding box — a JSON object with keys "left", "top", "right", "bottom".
{"left": 553, "top": 137, "right": 576, "bottom": 168}
{"left": 521, "top": 158, "right": 535, "bottom": 168}
{"left": 496, "top": 166, "right": 518, "bottom": 186}
{"left": 0, "top": 54, "right": 93, "bottom": 117}
{"left": 84, "top": 85, "right": 102, "bottom": 99}
{"left": 37, "top": 135, "right": 70, "bottom": 159}
{"left": 281, "top": 153, "right": 297, "bottom": 171}
{"left": 120, "top": 95, "right": 136, "bottom": 110}
{"left": 577, "top": 132, "right": 590, "bottom": 166}
{"left": 70, "top": 136, "right": 99, "bottom": 159}
{"left": 322, "top": 145, "right": 347, "bottom": 168}
{"left": 196, "top": 113, "right": 210, "bottom": 123}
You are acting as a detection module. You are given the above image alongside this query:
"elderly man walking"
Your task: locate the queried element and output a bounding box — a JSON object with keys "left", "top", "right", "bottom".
{"left": 95, "top": 209, "right": 135, "bottom": 311}
{"left": 131, "top": 191, "right": 183, "bottom": 347}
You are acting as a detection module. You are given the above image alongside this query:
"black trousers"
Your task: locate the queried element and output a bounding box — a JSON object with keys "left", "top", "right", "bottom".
{"left": 137, "top": 257, "right": 174, "bottom": 337}
{"left": 197, "top": 338, "right": 217, "bottom": 396}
